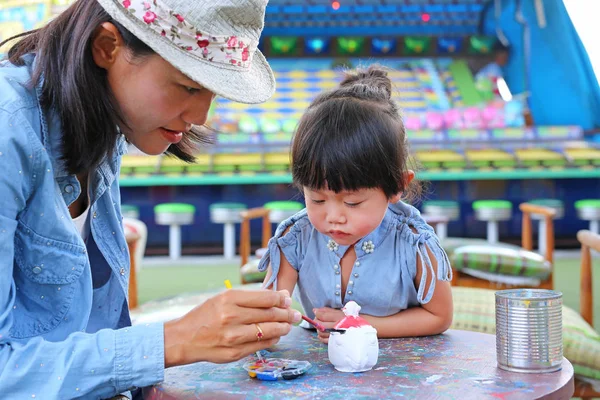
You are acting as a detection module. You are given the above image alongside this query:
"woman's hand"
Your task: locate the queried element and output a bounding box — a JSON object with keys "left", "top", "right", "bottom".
{"left": 313, "top": 307, "right": 345, "bottom": 344}
{"left": 163, "top": 289, "right": 301, "bottom": 367}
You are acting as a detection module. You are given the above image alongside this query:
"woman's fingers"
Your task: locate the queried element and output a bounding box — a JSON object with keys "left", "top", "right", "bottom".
{"left": 225, "top": 289, "right": 292, "bottom": 309}
{"left": 219, "top": 322, "right": 292, "bottom": 347}
{"left": 234, "top": 306, "right": 301, "bottom": 325}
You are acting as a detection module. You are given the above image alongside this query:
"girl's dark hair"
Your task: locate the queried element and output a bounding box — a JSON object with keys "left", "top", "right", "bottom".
{"left": 1, "top": 0, "right": 207, "bottom": 175}
{"left": 291, "top": 64, "right": 419, "bottom": 200}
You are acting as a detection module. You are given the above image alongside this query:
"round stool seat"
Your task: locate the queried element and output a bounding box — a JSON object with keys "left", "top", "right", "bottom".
{"left": 423, "top": 200, "right": 460, "bottom": 220}
{"left": 155, "top": 203, "right": 195, "bottom": 225}
{"left": 473, "top": 200, "right": 512, "bottom": 221}
{"left": 210, "top": 202, "right": 247, "bottom": 223}
{"left": 264, "top": 201, "right": 304, "bottom": 223}
{"left": 121, "top": 204, "right": 140, "bottom": 219}
{"left": 575, "top": 199, "right": 600, "bottom": 220}
{"left": 529, "top": 199, "right": 564, "bottom": 220}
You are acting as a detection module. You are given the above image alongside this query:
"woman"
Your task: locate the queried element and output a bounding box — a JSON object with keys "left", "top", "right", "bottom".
{"left": 0, "top": 0, "right": 300, "bottom": 398}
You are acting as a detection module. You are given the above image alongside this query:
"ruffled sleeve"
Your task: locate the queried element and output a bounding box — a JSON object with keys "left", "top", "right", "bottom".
{"left": 389, "top": 201, "right": 453, "bottom": 304}
{"left": 257, "top": 209, "right": 309, "bottom": 289}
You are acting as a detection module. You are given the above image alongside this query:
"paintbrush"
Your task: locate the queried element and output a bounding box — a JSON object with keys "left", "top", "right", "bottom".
{"left": 301, "top": 315, "right": 346, "bottom": 334}
{"left": 223, "top": 280, "right": 266, "bottom": 362}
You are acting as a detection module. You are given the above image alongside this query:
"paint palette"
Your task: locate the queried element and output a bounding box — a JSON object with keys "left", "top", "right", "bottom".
{"left": 243, "top": 358, "right": 311, "bottom": 381}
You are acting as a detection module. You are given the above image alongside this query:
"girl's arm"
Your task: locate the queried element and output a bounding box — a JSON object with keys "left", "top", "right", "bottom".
{"left": 262, "top": 227, "right": 298, "bottom": 295}
{"left": 361, "top": 244, "right": 453, "bottom": 337}
{"left": 314, "top": 244, "right": 453, "bottom": 340}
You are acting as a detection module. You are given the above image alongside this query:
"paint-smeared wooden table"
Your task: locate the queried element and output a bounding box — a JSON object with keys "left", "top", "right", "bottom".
{"left": 144, "top": 327, "right": 573, "bottom": 400}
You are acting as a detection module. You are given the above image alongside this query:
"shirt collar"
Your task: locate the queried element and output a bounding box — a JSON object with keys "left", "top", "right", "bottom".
{"left": 323, "top": 208, "right": 395, "bottom": 258}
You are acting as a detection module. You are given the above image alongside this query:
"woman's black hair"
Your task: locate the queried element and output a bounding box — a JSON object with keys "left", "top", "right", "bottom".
{"left": 1, "top": 0, "right": 208, "bottom": 175}
{"left": 291, "top": 64, "right": 419, "bottom": 201}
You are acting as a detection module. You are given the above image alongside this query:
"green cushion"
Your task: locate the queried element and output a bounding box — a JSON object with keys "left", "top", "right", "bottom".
{"left": 423, "top": 200, "right": 459, "bottom": 208}
{"left": 575, "top": 199, "right": 600, "bottom": 209}
{"left": 530, "top": 199, "right": 564, "bottom": 208}
{"left": 121, "top": 205, "right": 139, "bottom": 213}
{"left": 451, "top": 287, "right": 600, "bottom": 382}
{"left": 264, "top": 201, "right": 304, "bottom": 211}
{"left": 472, "top": 200, "right": 512, "bottom": 210}
{"left": 209, "top": 202, "right": 247, "bottom": 210}
{"left": 154, "top": 203, "right": 195, "bottom": 214}
{"left": 451, "top": 244, "right": 551, "bottom": 280}
{"left": 240, "top": 259, "right": 267, "bottom": 284}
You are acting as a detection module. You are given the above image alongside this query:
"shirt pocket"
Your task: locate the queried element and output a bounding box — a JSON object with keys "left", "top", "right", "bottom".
{"left": 11, "top": 222, "right": 87, "bottom": 338}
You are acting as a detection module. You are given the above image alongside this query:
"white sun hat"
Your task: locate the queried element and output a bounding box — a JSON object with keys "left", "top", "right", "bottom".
{"left": 96, "top": 0, "right": 275, "bottom": 104}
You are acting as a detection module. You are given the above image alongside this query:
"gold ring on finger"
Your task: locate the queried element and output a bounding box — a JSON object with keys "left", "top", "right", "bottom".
{"left": 254, "top": 323, "right": 264, "bottom": 342}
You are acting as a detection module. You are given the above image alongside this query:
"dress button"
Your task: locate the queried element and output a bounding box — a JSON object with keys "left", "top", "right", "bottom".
{"left": 32, "top": 266, "right": 42, "bottom": 274}
{"left": 355, "top": 261, "right": 360, "bottom": 266}
{"left": 120, "top": 268, "right": 125, "bottom": 276}
{"left": 335, "top": 291, "right": 340, "bottom": 296}
{"left": 347, "top": 290, "right": 353, "bottom": 295}
{"left": 349, "top": 280, "right": 353, "bottom": 285}
{"left": 354, "top": 273, "right": 359, "bottom": 278}
{"left": 64, "top": 184, "right": 74, "bottom": 194}
{"left": 93, "top": 212, "right": 97, "bottom": 219}
{"left": 333, "top": 264, "right": 339, "bottom": 270}
{"left": 335, "top": 271, "right": 340, "bottom": 275}
{"left": 336, "top": 284, "right": 340, "bottom": 288}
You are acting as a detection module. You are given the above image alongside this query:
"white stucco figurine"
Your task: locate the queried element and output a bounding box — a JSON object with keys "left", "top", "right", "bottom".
{"left": 328, "top": 301, "right": 379, "bottom": 373}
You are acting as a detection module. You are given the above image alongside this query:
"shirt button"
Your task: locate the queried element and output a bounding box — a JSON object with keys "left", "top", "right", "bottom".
{"left": 335, "top": 271, "right": 340, "bottom": 275}
{"left": 32, "top": 266, "right": 42, "bottom": 274}
{"left": 349, "top": 281, "right": 353, "bottom": 285}
{"left": 348, "top": 290, "right": 353, "bottom": 295}
{"left": 335, "top": 291, "right": 340, "bottom": 296}
{"left": 336, "top": 284, "right": 340, "bottom": 288}
{"left": 93, "top": 212, "right": 97, "bottom": 219}
{"left": 333, "top": 265, "right": 339, "bottom": 270}
{"left": 354, "top": 273, "right": 359, "bottom": 278}
{"left": 64, "top": 184, "right": 74, "bottom": 194}
{"left": 120, "top": 268, "right": 125, "bottom": 276}
{"left": 355, "top": 261, "right": 360, "bottom": 266}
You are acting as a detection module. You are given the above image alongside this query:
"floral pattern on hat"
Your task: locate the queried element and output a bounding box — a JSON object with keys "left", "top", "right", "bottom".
{"left": 119, "top": 0, "right": 257, "bottom": 69}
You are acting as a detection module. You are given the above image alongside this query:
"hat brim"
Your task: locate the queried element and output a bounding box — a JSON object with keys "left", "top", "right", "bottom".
{"left": 97, "top": 0, "right": 276, "bottom": 104}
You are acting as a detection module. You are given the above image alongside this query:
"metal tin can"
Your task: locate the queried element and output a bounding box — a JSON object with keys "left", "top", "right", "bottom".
{"left": 495, "top": 289, "right": 563, "bottom": 373}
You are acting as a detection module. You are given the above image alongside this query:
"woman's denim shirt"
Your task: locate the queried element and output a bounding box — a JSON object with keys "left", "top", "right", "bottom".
{"left": 259, "top": 201, "right": 453, "bottom": 320}
{"left": 0, "top": 56, "right": 163, "bottom": 398}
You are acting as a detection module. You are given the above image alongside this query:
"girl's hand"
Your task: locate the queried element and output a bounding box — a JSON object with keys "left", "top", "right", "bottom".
{"left": 313, "top": 307, "right": 345, "bottom": 344}
{"left": 164, "top": 289, "right": 301, "bottom": 367}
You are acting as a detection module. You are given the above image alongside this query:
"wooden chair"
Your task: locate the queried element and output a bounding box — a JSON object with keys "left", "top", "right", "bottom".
{"left": 451, "top": 202, "right": 556, "bottom": 289}
{"left": 574, "top": 229, "right": 600, "bottom": 399}
{"left": 239, "top": 208, "right": 272, "bottom": 284}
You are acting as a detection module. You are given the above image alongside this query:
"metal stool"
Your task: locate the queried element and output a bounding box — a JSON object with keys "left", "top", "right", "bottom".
{"left": 473, "top": 200, "right": 512, "bottom": 243}
{"left": 422, "top": 200, "right": 460, "bottom": 240}
{"left": 575, "top": 199, "right": 600, "bottom": 234}
{"left": 121, "top": 204, "right": 140, "bottom": 219}
{"left": 154, "top": 203, "right": 195, "bottom": 260}
{"left": 209, "top": 202, "right": 247, "bottom": 259}
{"left": 530, "top": 199, "right": 564, "bottom": 255}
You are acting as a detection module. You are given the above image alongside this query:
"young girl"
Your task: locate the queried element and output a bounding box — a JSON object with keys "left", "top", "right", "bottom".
{"left": 259, "top": 65, "right": 453, "bottom": 342}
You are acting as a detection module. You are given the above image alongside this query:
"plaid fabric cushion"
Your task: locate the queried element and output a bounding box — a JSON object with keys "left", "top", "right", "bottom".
{"left": 441, "top": 238, "right": 522, "bottom": 258}
{"left": 450, "top": 245, "right": 551, "bottom": 279}
{"left": 451, "top": 287, "right": 600, "bottom": 383}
